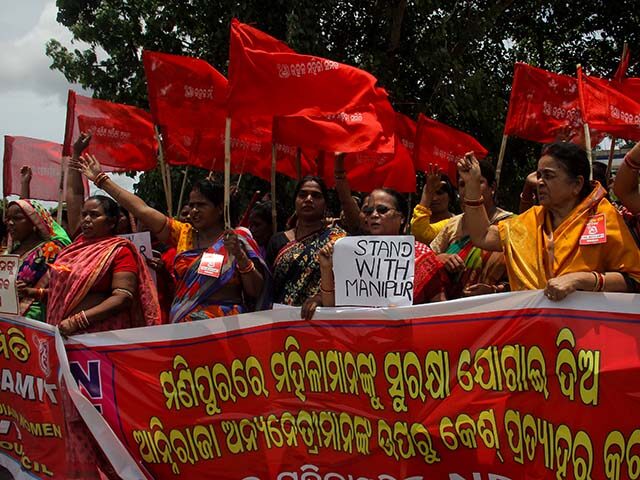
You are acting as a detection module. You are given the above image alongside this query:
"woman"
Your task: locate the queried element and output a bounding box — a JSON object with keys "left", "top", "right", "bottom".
{"left": 249, "top": 200, "right": 279, "bottom": 258}
{"left": 76, "top": 153, "right": 269, "bottom": 322}
{"left": 314, "top": 187, "right": 447, "bottom": 314}
{"left": 460, "top": 142, "right": 640, "bottom": 300}
{"left": 47, "top": 194, "right": 160, "bottom": 335}
{"left": 411, "top": 163, "right": 457, "bottom": 244}
{"left": 4, "top": 199, "right": 70, "bottom": 321}
{"left": 267, "top": 176, "right": 346, "bottom": 308}
{"left": 613, "top": 140, "right": 640, "bottom": 246}
{"left": 430, "top": 158, "right": 513, "bottom": 298}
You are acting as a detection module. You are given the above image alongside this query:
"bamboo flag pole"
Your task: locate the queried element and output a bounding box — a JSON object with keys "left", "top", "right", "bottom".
{"left": 155, "top": 126, "right": 172, "bottom": 213}
{"left": 583, "top": 123, "right": 593, "bottom": 180}
{"left": 164, "top": 161, "right": 173, "bottom": 216}
{"left": 176, "top": 166, "right": 190, "bottom": 217}
{"left": 56, "top": 156, "right": 66, "bottom": 224}
{"left": 606, "top": 137, "right": 616, "bottom": 181}
{"left": 495, "top": 134, "right": 509, "bottom": 188}
{"left": 271, "top": 143, "right": 277, "bottom": 235}
{"left": 224, "top": 117, "right": 232, "bottom": 229}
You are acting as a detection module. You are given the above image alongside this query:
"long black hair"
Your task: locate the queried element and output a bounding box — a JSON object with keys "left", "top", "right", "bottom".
{"left": 293, "top": 176, "right": 329, "bottom": 201}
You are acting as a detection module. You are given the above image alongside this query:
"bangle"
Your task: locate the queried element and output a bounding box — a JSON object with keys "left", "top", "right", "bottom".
{"left": 624, "top": 153, "right": 640, "bottom": 171}
{"left": 37, "top": 288, "right": 45, "bottom": 301}
{"left": 237, "top": 260, "right": 255, "bottom": 274}
{"left": 592, "top": 271, "right": 605, "bottom": 292}
{"left": 113, "top": 288, "right": 134, "bottom": 299}
{"left": 320, "top": 284, "right": 335, "bottom": 294}
{"left": 464, "top": 196, "right": 484, "bottom": 207}
{"left": 93, "top": 172, "right": 109, "bottom": 188}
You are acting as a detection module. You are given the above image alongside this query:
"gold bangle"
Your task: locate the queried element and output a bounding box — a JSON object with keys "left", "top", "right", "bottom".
{"left": 237, "top": 261, "right": 256, "bottom": 274}
{"left": 93, "top": 172, "right": 109, "bottom": 188}
{"left": 320, "top": 284, "right": 335, "bottom": 294}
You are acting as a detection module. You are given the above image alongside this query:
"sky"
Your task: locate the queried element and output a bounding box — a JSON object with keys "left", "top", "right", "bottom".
{"left": 0, "top": 0, "right": 135, "bottom": 203}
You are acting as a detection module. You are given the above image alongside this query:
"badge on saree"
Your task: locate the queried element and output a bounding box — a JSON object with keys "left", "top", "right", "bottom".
{"left": 198, "top": 252, "right": 226, "bottom": 277}
{"left": 579, "top": 213, "right": 607, "bottom": 245}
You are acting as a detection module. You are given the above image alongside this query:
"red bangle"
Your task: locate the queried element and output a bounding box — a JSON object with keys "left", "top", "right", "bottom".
{"left": 93, "top": 172, "right": 109, "bottom": 188}
{"left": 464, "top": 195, "right": 484, "bottom": 207}
{"left": 237, "top": 261, "right": 255, "bottom": 274}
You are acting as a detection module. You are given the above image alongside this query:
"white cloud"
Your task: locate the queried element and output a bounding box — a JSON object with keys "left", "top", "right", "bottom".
{"left": 0, "top": 1, "right": 77, "bottom": 99}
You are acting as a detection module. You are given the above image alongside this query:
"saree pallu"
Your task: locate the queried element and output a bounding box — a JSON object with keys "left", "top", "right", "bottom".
{"left": 414, "top": 241, "right": 447, "bottom": 303}
{"left": 47, "top": 235, "right": 160, "bottom": 331}
{"left": 431, "top": 210, "right": 513, "bottom": 299}
{"left": 498, "top": 183, "right": 640, "bottom": 290}
{"left": 170, "top": 228, "right": 271, "bottom": 323}
{"left": 273, "top": 226, "right": 346, "bottom": 306}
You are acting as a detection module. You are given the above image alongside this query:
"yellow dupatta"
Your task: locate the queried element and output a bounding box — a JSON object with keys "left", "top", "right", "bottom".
{"left": 498, "top": 183, "right": 640, "bottom": 291}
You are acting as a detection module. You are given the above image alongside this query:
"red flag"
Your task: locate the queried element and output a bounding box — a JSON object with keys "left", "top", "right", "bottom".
{"left": 162, "top": 117, "right": 316, "bottom": 181}
{"left": 614, "top": 47, "right": 630, "bottom": 83}
{"left": 63, "top": 90, "right": 158, "bottom": 171}
{"left": 3, "top": 136, "right": 89, "bottom": 201}
{"left": 577, "top": 66, "right": 640, "bottom": 141}
{"left": 415, "top": 114, "right": 488, "bottom": 185}
{"left": 504, "top": 63, "right": 583, "bottom": 144}
{"left": 273, "top": 102, "right": 394, "bottom": 154}
{"left": 320, "top": 113, "right": 417, "bottom": 193}
{"left": 142, "top": 50, "right": 228, "bottom": 129}
{"left": 227, "top": 19, "right": 394, "bottom": 142}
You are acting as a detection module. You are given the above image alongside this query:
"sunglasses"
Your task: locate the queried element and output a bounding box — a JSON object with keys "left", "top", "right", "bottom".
{"left": 362, "top": 205, "right": 398, "bottom": 216}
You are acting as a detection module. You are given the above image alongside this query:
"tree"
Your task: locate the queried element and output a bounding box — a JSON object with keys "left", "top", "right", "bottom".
{"left": 46, "top": 0, "right": 640, "bottom": 213}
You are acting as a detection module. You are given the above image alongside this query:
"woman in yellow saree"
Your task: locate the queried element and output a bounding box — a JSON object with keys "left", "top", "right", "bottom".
{"left": 458, "top": 142, "right": 640, "bottom": 301}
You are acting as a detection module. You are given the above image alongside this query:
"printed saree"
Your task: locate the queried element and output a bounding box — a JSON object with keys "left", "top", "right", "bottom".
{"left": 498, "top": 182, "right": 640, "bottom": 290}
{"left": 6, "top": 200, "right": 70, "bottom": 320}
{"left": 168, "top": 219, "right": 271, "bottom": 323}
{"left": 47, "top": 235, "right": 160, "bottom": 331}
{"left": 273, "top": 225, "right": 346, "bottom": 306}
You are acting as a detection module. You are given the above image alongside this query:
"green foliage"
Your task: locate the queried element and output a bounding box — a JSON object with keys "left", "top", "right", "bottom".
{"left": 47, "top": 0, "right": 640, "bottom": 212}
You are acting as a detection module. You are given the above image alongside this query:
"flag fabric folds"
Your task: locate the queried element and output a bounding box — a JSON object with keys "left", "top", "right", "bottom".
{"left": 414, "top": 114, "right": 488, "bottom": 184}
{"left": 63, "top": 90, "right": 158, "bottom": 172}
{"left": 577, "top": 66, "right": 640, "bottom": 142}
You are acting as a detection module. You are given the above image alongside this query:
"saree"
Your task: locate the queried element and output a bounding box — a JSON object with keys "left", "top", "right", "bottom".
{"left": 273, "top": 225, "right": 346, "bottom": 306}
{"left": 431, "top": 208, "right": 513, "bottom": 299}
{"left": 168, "top": 219, "right": 271, "bottom": 323}
{"left": 6, "top": 200, "right": 70, "bottom": 321}
{"left": 47, "top": 235, "right": 160, "bottom": 331}
{"left": 413, "top": 241, "right": 447, "bottom": 303}
{"left": 498, "top": 182, "right": 640, "bottom": 290}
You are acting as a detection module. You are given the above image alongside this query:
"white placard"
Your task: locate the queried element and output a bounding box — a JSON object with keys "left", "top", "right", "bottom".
{"left": 118, "top": 232, "right": 156, "bottom": 283}
{"left": 0, "top": 255, "right": 20, "bottom": 315}
{"left": 333, "top": 236, "right": 415, "bottom": 307}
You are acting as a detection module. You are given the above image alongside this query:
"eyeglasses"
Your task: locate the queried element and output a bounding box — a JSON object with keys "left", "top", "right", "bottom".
{"left": 362, "top": 205, "right": 398, "bottom": 216}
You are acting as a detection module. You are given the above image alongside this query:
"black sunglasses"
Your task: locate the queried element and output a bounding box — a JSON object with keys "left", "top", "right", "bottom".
{"left": 362, "top": 205, "right": 398, "bottom": 216}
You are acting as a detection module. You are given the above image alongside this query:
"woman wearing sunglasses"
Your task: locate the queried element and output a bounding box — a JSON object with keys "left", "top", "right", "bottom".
{"left": 310, "top": 187, "right": 447, "bottom": 317}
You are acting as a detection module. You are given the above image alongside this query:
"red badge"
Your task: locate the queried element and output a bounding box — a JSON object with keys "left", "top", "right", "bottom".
{"left": 197, "top": 252, "right": 226, "bottom": 277}
{"left": 579, "top": 213, "right": 607, "bottom": 245}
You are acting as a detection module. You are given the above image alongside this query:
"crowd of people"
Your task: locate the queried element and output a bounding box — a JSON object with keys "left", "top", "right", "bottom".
{"left": 4, "top": 134, "right": 640, "bottom": 333}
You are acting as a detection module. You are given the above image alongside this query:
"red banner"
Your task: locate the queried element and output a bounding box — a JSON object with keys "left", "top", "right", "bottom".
{"left": 414, "top": 114, "right": 487, "bottom": 184}
{"left": 0, "top": 316, "right": 70, "bottom": 478}
{"left": 227, "top": 19, "right": 394, "bottom": 143}
{"left": 2, "top": 136, "right": 90, "bottom": 201}
{"left": 59, "top": 291, "right": 640, "bottom": 480}
{"left": 143, "top": 50, "right": 228, "bottom": 130}
{"left": 63, "top": 90, "right": 158, "bottom": 171}
{"left": 577, "top": 66, "right": 640, "bottom": 141}
{"left": 504, "top": 62, "right": 584, "bottom": 144}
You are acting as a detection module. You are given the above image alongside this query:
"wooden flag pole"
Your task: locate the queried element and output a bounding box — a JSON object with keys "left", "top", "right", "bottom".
{"left": 224, "top": 117, "right": 232, "bottom": 229}
{"left": 155, "top": 126, "right": 172, "bottom": 214}
{"left": 495, "top": 134, "right": 509, "bottom": 189}
{"left": 56, "top": 156, "right": 66, "bottom": 224}
{"left": 176, "top": 166, "right": 190, "bottom": 217}
{"left": 583, "top": 123, "right": 593, "bottom": 180}
{"left": 271, "top": 143, "right": 277, "bottom": 235}
{"left": 164, "top": 161, "right": 173, "bottom": 217}
{"left": 606, "top": 137, "right": 616, "bottom": 182}
{"left": 295, "top": 147, "right": 302, "bottom": 181}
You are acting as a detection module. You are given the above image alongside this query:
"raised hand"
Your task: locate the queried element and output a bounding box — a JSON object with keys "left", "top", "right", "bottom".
{"left": 20, "top": 166, "right": 32, "bottom": 184}
{"left": 77, "top": 153, "right": 104, "bottom": 182}
{"left": 456, "top": 151, "right": 481, "bottom": 184}
{"left": 73, "top": 132, "right": 92, "bottom": 157}
{"left": 424, "top": 163, "right": 444, "bottom": 195}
